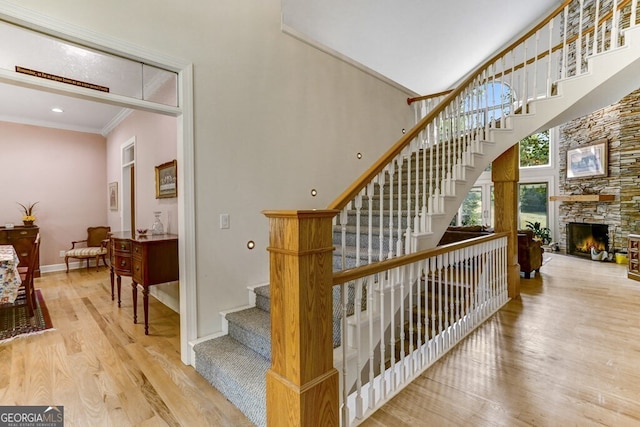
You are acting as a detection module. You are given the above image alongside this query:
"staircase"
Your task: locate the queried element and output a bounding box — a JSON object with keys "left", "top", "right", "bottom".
{"left": 194, "top": 285, "right": 271, "bottom": 427}
{"left": 194, "top": 7, "right": 640, "bottom": 426}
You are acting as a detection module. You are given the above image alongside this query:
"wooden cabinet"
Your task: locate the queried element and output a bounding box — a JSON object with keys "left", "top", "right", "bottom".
{"left": 628, "top": 234, "right": 640, "bottom": 281}
{"left": 109, "top": 232, "right": 179, "bottom": 335}
{"left": 0, "top": 226, "right": 40, "bottom": 277}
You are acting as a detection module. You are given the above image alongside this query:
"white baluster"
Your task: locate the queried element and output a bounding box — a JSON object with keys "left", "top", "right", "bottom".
{"left": 340, "top": 282, "right": 349, "bottom": 424}
{"left": 378, "top": 171, "right": 386, "bottom": 263}
{"left": 396, "top": 156, "right": 403, "bottom": 257}
{"left": 421, "top": 128, "right": 428, "bottom": 231}
{"left": 355, "top": 194, "right": 362, "bottom": 268}
{"left": 594, "top": 0, "right": 601, "bottom": 55}
{"left": 577, "top": 0, "right": 584, "bottom": 75}
{"left": 533, "top": 30, "right": 539, "bottom": 101}
{"left": 562, "top": 6, "right": 568, "bottom": 79}
{"left": 510, "top": 50, "right": 516, "bottom": 111}
{"left": 366, "top": 182, "right": 374, "bottom": 265}
{"left": 398, "top": 264, "right": 406, "bottom": 380}
{"left": 354, "top": 278, "right": 363, "bottom": 418}
{"left": 368, "top": 275, "right": 375, "bottom": 410}
{"left": 612, "top": 0, "right": 619, "bottom": 49}
{"left": 547, "top": 19, "right": 554, "bottom": 97}
{"left": 340, "top": 208, "right": 348, "bottom": 270}
{"left": 522, "top": 35, "right": 528, "bottom": 112}
{"left": 387, "top": 167, "right": 395, "bottom": 260}
{"left": 413, "top": 138, "right": 421, "bottom": 237}
{"left": 388, "top": 267, "right": 397, "bottom": 391}
{"left": 405, "top": 145, "right": 413, "bottom": 253}
{"left": 500, "top": 56, "right": 506, "bottom": 128}
{"left": 378, "top": 270, "right": 386, "bottom": 400}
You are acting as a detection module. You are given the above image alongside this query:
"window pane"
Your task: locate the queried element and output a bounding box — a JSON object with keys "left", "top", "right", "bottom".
{"left": 489, "top": 186, "right": 494, "bottom": 227}
{"left": 520, "top": 130, "right": 550, "bottom": 167}
{"left": 462, "top": 187, "right": 483, "bottom": 225}
{"left": 519, "top": 183, "right": 548, "bottom": 229}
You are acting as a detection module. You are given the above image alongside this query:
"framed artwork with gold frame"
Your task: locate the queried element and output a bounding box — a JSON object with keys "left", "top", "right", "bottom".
{"left": 155, "top": 160, "right": 177, "bottom": 198}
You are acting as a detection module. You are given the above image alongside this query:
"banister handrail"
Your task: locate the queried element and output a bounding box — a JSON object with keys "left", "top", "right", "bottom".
{"left": 328, "top": 0, "right": 572, "bottom": 211}
{"left": 407, "top": 89, "right": 454, "bottom": 105}
{"left": 333, "top": 232, "right": 509, "bottom": 285}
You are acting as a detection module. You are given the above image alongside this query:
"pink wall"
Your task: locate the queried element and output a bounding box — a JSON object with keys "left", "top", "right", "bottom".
{"left": 0, "top": 121, "right": 107, "bottom": 267}
{"left": 106, "top": 110, "right": 178, "bottom": 235}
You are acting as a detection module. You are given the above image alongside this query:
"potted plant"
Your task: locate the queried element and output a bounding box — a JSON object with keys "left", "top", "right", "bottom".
{"left": 18, "top": 201, "right": 38, "bottom": 226}
{"left": 525, "top": 220, "right": 552, "bottom": 245}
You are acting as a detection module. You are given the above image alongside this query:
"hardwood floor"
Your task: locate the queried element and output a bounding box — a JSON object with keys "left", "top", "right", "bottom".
{"left": 362, "top": 253, "right": 640, "bottom": 426}
{"left": 0, "top": 268, "right": 252, "bottom": 427}
{"left": 3, "top": 254, "right": 640, "bottom": 426}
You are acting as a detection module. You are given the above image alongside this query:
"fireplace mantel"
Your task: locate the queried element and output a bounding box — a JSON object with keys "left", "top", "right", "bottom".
{"left": 549, "top": 194, "right": 615, "bottom": 202}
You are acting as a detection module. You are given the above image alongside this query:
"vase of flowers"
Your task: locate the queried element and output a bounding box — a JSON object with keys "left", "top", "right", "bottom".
{"left": 18, "top": 201, "right": 38, "bottom": 226}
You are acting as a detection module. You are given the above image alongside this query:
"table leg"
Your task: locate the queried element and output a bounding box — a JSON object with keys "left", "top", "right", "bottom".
{"left": 143, "top": 285, "right": 150, "bottom": 335}
{"left": 116, "top": 275, "right": 122, "bottom": 307}
{"left": 110, "top": 267, "right": 114, "bottom": 301}
{"left": 132, "top": 281, "right": 138, "bottom": 324}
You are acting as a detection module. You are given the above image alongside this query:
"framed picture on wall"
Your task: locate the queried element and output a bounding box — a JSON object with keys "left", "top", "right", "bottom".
{"left": 109, "top": 182, "right": 118, "bottom": 211}
{"left": 566, "top": 140, "right": 608, "bottom": 179}
{"left": 155, "top": 159, "right": 178, "bottom": 198}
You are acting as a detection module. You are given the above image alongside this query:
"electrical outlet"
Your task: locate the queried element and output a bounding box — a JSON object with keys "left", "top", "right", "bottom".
{"left": 59, "top": 250, "right": 66, "bottom": 257}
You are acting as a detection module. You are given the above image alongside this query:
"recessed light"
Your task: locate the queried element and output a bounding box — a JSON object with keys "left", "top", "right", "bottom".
{"left": 51, "top": 107, "right": 64, "bottom": 113}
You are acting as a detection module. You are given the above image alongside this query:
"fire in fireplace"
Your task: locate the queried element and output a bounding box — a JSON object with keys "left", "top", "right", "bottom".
{"left": 566, "top": 222, "right": 609, "bottom": 258}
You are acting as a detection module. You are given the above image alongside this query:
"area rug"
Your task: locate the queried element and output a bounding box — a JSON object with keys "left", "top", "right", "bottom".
{"left": 0, "top": 290, "right": 54, "bottom": 343}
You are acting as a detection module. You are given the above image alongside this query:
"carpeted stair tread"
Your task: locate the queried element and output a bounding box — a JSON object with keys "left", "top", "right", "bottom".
{"left": 226, "top": 307, "right": 271, "bottom": 360}
{"left": 194, "top": 335, "right": 269, "bottom": 427}
{"left": 254, "top": 285, "right": 270, "bottom": 313}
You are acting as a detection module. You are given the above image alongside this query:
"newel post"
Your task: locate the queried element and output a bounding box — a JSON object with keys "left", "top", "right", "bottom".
{"left": 492, "top": 145, "right": 521, "bottom": 298}
{"left": 262, "top": 210, "right": 340, "bottom": 426}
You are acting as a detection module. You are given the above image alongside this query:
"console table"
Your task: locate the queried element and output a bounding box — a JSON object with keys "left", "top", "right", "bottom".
{"left": 109, "top": 232, "right": 179, "bottom": 335}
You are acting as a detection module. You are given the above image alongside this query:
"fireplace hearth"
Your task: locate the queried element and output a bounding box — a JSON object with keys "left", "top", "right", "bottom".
{"left": 566, "top": 222, "right": 609, "bottom": 258}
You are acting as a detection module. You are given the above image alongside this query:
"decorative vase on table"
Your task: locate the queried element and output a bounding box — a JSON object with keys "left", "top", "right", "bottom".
{"left": 22, "top": 216, "right": 35, "bottom": 227}
{"left": 151, "top": 211, "right": 164, "bottom": 235}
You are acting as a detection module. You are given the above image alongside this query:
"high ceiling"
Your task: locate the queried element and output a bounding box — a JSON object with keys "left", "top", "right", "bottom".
{"left": 0, "top": 1, "right": 558, "bottom": 134}
{"left": 282, "top": 0, "right": 559, "bottom": 94}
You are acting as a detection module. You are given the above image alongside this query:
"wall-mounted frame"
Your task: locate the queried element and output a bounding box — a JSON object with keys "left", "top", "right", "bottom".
{"left": 108, "top": 182, "right": 118, "bottom": 211}
{"left": 155, "top": 159, "right": 178, "bottom": 198}
{"left": 566, "top": 140, "right": 608, "bottom": 179}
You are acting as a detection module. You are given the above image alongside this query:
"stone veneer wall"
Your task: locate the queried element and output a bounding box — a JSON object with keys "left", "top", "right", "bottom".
{"left": 557, "top": 88, "right": 640, "bottom": 253}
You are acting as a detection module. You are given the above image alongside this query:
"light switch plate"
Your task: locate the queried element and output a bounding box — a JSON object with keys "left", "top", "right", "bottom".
{"left": 220, "top": 213, "right": 230, "bottom": 229}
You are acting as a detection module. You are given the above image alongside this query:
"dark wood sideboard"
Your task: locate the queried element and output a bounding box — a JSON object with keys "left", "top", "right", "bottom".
{"left": 109, "top": 232, "right": 179, "bottom": 335}
{"left": 0, "top": 226, "right": 40, "bottom": 277}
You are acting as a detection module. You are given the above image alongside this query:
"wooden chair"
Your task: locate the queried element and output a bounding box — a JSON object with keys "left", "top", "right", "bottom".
{"left": 1, "top": 233, "right": 39, "bottom": 317}
{"left": 65, "top": 226, "right": 111, "bottom": 273}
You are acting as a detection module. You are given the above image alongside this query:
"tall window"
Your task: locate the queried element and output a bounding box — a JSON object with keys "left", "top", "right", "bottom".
{"left": 519, "top": 183, "right": 548, "bottom": 229}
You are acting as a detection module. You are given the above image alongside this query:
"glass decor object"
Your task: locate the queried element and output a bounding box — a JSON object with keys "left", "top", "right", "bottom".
{"left": 151, "top": 211, "right": 164, "bottom": 235}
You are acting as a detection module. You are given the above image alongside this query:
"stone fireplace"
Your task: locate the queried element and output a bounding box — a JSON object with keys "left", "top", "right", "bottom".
{"left": 566, "top": 222, "right": 608, "bottom": 258}
{"left": 556, "top": 88, "right": 640, "bottom": 255}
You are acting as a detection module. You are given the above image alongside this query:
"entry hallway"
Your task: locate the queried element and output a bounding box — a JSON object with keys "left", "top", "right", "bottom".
{"left": 2, "top": 253, "right": 639, "bottom": 426}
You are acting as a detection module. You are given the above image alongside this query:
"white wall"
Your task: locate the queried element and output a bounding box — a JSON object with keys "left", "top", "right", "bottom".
{"left": 5, "top": 0, "right": 415, "bottom": 336}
